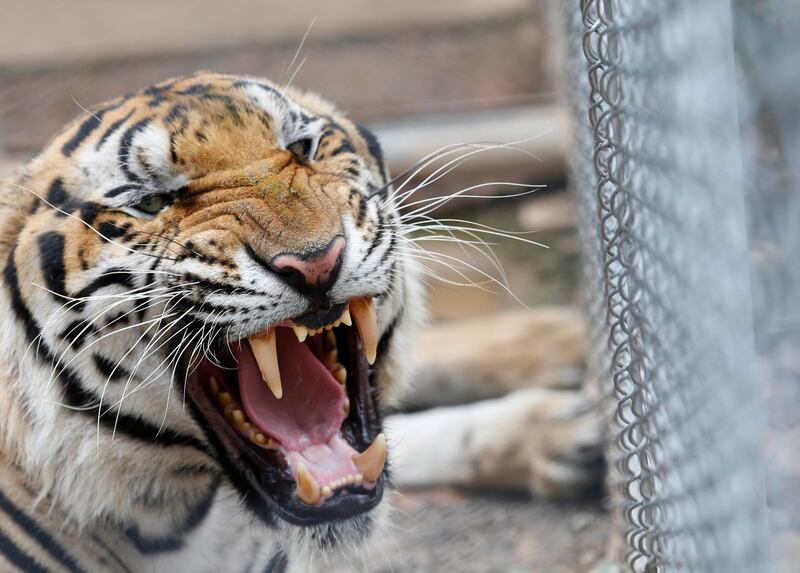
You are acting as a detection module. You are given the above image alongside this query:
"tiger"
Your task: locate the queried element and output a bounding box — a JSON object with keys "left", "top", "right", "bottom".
{"left": 0, "top": 71, "right": 602, "bottom": 572}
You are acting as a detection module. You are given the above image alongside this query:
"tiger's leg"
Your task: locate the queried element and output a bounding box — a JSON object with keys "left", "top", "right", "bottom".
{"left": 385, "top": 388, "right": 603, "bottom": 499}
{"left": 400, "top": 307, "right": 588, "bottom": 409}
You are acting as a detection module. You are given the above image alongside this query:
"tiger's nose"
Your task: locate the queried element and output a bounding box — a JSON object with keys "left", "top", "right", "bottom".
{"left": 269, "top": 235, "right": 346, "bottom": 299}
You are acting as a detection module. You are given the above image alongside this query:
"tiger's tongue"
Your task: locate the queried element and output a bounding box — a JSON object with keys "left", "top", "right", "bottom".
{"left": 237, "top": 328, "right": 347, "bottom": 451}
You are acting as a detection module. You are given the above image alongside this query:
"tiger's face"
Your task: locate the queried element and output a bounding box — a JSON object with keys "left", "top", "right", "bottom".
{"left": 2, "top": 73, "right": 420, "bottom": 546}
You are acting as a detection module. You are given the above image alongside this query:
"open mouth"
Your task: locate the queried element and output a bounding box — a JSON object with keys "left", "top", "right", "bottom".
{"left": 186, "top": 297, "right": 386, "bottom": 526}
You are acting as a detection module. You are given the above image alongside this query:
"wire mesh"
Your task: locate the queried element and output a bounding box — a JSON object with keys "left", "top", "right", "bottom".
{"left": 562, "top": 0, "right": 775, "bottom": 571}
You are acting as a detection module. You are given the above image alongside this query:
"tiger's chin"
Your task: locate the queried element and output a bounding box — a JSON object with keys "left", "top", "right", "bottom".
{"left": 185, "top": 296, "right": 388, "bottom": 528}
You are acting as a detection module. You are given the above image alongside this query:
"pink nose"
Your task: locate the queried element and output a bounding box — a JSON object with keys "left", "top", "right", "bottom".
{"left": 269, "top": 235, "right": 346, "bottom": 296}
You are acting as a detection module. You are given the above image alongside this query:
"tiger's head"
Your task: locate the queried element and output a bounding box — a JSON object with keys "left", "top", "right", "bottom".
{"left": 0, "top": 72, "right": 421, "bottom": 556}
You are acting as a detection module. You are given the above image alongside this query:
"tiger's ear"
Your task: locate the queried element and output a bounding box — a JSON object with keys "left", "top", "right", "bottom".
{"left": 355, "top": 124, "right": 390, "bottom": 185}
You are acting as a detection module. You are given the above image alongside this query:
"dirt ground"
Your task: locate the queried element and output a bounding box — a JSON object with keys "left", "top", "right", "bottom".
{"left": 340, "top": 488, "right": 611, "bottom": 573}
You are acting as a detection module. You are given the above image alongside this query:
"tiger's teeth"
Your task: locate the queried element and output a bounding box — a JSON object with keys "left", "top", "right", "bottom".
{"left": 331, "top": 363, "right": 347, "bottom": 385}
{"left": 218, "top": 392, "right": 234, "bottom": 407}
{"left": 352, "top": 433, "right": 386, "bottom": 482}
{"left": 325, "top": 349, "right": 338, "bottom": 367}
{"left": 248, "top": 329, "right": 282, "bottom": 399}
{"left": 341, "top": 308, "right": 352, "bottom": 326}
{"left": 350, "top": 297, "right": 378, "bottom": 365}
{"left": 292, "top": 324, "right": 308, "bottom": 343}
{"left": 325, "top": 331, "right": 337, "bottom": 347}
{"left": 209, "top": 376, "right": 219, "bottom": 394}
{"left": 321, "top": 485, "right": 332, "bottom": 497}
{"left": 296, "top": 462, "right": 321, "bottom": 505}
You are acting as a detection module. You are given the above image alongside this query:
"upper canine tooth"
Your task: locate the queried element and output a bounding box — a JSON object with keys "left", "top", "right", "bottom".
{"left": 351, "top": 433, "right": 386, "bottom": 482}
{"left": 296, "top": 462, "right": 321, "bottom": 505}
{"left": 292, "top": 324, "right": 308, "bottom": 343}
{"left": 340, "top": 308, "right": 352, "bottom": 326}
{"left": 248, "top": 329, "right": 283, "bottom": 399}
{"left": 350, "top": 297, "right": 378, "bottom": 365}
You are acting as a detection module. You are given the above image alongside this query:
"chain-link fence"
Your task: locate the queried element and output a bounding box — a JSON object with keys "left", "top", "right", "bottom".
{"left": 561, "top": 0, "right": 800, "bottom": 571}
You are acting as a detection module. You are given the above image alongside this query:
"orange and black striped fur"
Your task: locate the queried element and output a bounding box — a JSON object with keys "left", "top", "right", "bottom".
{"left": 0, "top": 70, "right": 606, "bottom": 572}
{"left": 0, "top": 72, "right": 421, "bottom": 572}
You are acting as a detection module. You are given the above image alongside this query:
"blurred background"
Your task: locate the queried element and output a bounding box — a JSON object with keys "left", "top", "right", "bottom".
{"left": 2, "top": 1, "right": 799, "bottom": 572}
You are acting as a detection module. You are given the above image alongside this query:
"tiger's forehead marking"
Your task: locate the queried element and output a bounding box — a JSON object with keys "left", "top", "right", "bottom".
{"left": 11, "top": 71, "right": 391, "bottom": 274}
{"left": 26, "top": 73, "right": 384, "bottom": 213}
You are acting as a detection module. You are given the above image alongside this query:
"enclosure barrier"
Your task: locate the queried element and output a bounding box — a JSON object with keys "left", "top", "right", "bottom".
{"left": 559, "top": 0, "right": 800, "bottom": 570}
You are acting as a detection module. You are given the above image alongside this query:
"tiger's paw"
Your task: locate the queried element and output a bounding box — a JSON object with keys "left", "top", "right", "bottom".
{"left": 521, "top": 390, "right": 605, "bottom": 500}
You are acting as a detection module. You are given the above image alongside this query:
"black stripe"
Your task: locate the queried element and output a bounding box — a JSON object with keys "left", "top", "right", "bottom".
{"left": 58, "top": 320, "right": 97, "bottom": 351}
{"left": 95, "top": 110, "right": 134, "bottom": 150}
{"left": 104, "top": 184, "right": 141, "bottom": 199}
{"left": 79, "top": 202, "right": 103, "bottom": 226}
{"left": 62, "top": 109, "right": 108, "bottom": 157}
{"left": 92, "top": 354, "right": 131, "bottom": 383}
{"left": 124, "top": 478, "right": 220, "bottom": 554}
{"left": 376, "top": 307, "right": 401, "bottom": 370}
{"left": 355, "top": 123, "right": 389, "bottom": 183}
{"left": 234, "top": 80, "right": 289, "bottom": 106}
{"left": 37, "top": 232, "right": 67, "bottom": 298}
{"left": 0, "top": 527, "right": 50, "bottom": 573}
{"left": 363, "top": 209, "right": 385, "bottom": 260}
{"left": 118, "top": 118, "right": 151, "bottom": 183}
{"left": 72, "top": 269, "right": 135, "bottom": 300}
{"left": 0, "top": 488, "right": 84, "bottom": 572}
{"left": 352, "top": 190, "right": 367, "bottom": 227}
{"left": 4, "top": 247, "right": 208, "bottom": 453}
{"left": 97, "top": 221, "right": 130, "bottom": 240}
{"left": 378, "top": 231, "right": 397, "bottom": 267}
{"left": 46, "top": 178, "right": 68, "bottom": 206}
{"left": 262, "top": 551, "right": 288, "bottom": 573}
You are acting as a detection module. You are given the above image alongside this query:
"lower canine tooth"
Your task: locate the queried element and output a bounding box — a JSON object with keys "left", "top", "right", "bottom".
{"left": 248, "top": 329, "right": 283, "bottom": 399}
{"left": 296, "top": 462, "right": 321, "bottom": 505}
{"left": 352, "top": 433, "right": 387, "bottom": 482}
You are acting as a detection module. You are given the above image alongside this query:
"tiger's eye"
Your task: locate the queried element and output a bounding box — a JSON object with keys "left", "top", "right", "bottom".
{"left": 135, "top": 195, "right": 166, "bottom": 214}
